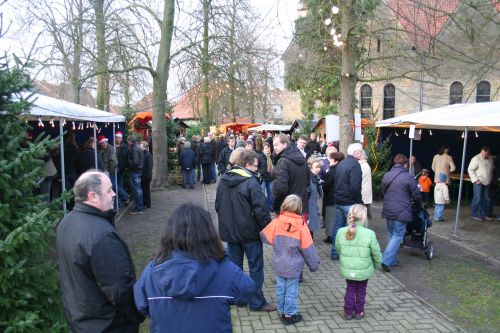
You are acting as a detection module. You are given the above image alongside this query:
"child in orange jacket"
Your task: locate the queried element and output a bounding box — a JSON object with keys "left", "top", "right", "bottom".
{"left": 418, "top": 169, "right": 433, "bottom": 207}
{"left": 260, "top": 194, "right": 319, "bottom": 326}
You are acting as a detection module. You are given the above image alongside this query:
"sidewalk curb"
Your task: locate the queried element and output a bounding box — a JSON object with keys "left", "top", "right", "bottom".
{"left": 384, "top": 271, "right": 467, "bottom": 333}
{"left": 429, "top": 230, "right": 500, "bottom": 266}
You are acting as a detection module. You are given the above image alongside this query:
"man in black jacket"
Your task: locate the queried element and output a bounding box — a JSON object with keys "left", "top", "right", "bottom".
{"left": 140, "top": 141, "right": 153, "bottom": 208}
{"left": 57, "top": 171, "right": 144, "bottom": 332}
{"left": 272, "top": 134, "right": 309, "bottom": 215}
{"left": 215, "top": 149, "right": 274, "bottom": 312}
{"left": 115, "top": 132, "right": 130, "bottom": 205}
{"left": 217, "top": 135, "right": 235, "bottom": 175}
{"left": 331, "top": 142, "right": 363, "bottom": 260}
{"left": 127, "top": 135, "right": 144, "bottom": 214}
{"left": 216, "top": 134, "right": 228, "bottom": 162}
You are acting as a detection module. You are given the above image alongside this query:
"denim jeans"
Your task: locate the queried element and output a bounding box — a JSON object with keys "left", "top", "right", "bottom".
{"left": 471, "top": 183, "right": 490, "bottom": 218}
{"left": 183, "top": 169, "right": 195, "bottom": 187}
{"left": 344, "top": 279, "right": 368, "bottom": 315}
{"left": 129, "top": 172, "right": 144, "bottom": 211}
{"left": 261, "top": 180, "right": 273, "bottom": 211}
{"left": 275, "top": 275, "right": 299, "bottom": 316}
{"left": 382, "top": 219, "right": 407, "bottom": 266}
{"left": 331, "top": 204, "right": 352, "bottom": 258}
{"left": 110, "top": 174, "right": 129, "bottom": 203}
{"left": 210, "top": 163, "right": 217, "bottom": 182}
{"left": 227, "top": 241, "right": 267, "bottom": 310}
{"left": 434, "top": 204, "right": 445, "bottom": 220}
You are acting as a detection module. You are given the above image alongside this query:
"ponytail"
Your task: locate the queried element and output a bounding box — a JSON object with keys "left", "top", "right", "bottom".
{"left": 346, "top": 213, "right": 357, "bottom": 240}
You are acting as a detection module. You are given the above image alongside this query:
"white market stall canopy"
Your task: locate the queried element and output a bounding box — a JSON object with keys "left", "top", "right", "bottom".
{"left": 376, "top": 102, "right": 500, "bottom": 132}
{"left": 248, "top": 124, "right": 292, "bottom": 132}
{"left": 20, "top": 93, "right": 125, "bottom": 123}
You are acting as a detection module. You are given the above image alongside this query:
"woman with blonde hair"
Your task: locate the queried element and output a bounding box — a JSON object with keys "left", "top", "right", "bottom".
{"left": 335, "top": 204, "right": 381, "bottom": 321}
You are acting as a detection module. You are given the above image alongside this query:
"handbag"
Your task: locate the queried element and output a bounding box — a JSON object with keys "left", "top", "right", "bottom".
{"left": 43, "top": 157, "right": 58, "bottom": 177}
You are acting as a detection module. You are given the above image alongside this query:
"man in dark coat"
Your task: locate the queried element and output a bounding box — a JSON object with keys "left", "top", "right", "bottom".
{"left": 305, "top": 132, "right": 321, "bottom": 158}
{"left": 272, "top": 134, "right": 309, "bottom": 214}
{"left": 217, "top": 135, "right": 236, "bottom": 175}
{"left": 216, "top": 134, "right": 228, "bottom": 161}
{"left": 381, "top": 154, "right": 422, "bottom": 272}
{"left": 215, "top": 149, "right": 274, "bottom": 312}
{"left": 57, "top": 171, "right": 144, "bottom": 332}
{"left": 208, "top": 132, "right": 218, "bottom": 183}
{"left": 179, "top": 141, "right": 197, "bottom": 189}
{"left": 331, "top": 142, "right": 363, "bottom": 260}
{"left": 115, "top": 132, "right": 130, "bottom": 205}
{"left": 127, "top": 135, "right": 144, "bottom": 214}
{"left": 140, "top": 141, "right": 153, "bottom": 208}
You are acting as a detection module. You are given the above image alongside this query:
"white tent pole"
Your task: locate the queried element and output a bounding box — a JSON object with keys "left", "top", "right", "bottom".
{"left": 59, "top": 118, "right": 67, "bottom": 213}
{"left": 453, "top": 126, "right": 468, "bottom": 236}
{"left": 93, "top": 122, "right": 98, "bottom": 169}
{"left": 113, "top": 123, "right": 119, "bottom": 210}
{"left": 409, "top": 137, "right": 414, "bottom": 174}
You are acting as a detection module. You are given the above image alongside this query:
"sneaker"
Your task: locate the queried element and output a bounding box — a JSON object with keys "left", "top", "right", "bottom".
{"left": 344, "top": 312, "right": 353, "bottom": 320}
{"left": 323, "top": 236, "right": 332, "bottom": 244}
{"left": 471, "top": 216, "right": 484, "bottom": 222}
{"left": 129, "top": 209, "right": 144, "bottom": 215}
{"left": 484, "top": 216, "right": 495, "bottom": 221}
{"left": 279, "top": 313, "right": 286, "bottom": 323}
{"left": 354, "top": 311, "right": 365, "bottom": 320}
{"left": 381, "top": 263, "right": 391, "bottom": 272}
{"left": 250, "top": 303, "right": 276, "bottom": 312}
{"left": 283, "top": 313, "right": 303, "bottom": 325}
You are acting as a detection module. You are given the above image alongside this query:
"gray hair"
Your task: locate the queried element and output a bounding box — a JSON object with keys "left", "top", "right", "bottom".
{"left": 73, "top": 171, "right": 105, "bottom": 202}
{"left": 203, "top": 136, "right": 210, "bottom": 143}
{"left": 184, "top": 141, "right": 191, "bottom": 149}
{"left": 347, "top": 142, "right": 363, "bottom": 156}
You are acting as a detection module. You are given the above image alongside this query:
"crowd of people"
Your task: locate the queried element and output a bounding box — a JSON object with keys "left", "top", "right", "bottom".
{"left": 55, "top": 130, "right": 498, "bottom": 332}
{"left": 44, "top": 131, "right": 153, "bottom": 213}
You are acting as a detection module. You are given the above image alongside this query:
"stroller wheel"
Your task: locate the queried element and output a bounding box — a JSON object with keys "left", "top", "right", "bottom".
{"left": 425, "top": 241, "right": 434, "bottom": 260}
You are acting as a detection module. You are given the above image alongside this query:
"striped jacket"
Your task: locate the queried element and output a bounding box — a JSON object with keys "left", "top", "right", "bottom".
{"left": 260, "top": 212, "right": 319, "bottom": 278}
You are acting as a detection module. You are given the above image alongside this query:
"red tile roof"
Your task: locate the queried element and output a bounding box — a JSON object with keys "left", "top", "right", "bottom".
{"left": 389, "top": 0, "right": 460, "bottom": 50}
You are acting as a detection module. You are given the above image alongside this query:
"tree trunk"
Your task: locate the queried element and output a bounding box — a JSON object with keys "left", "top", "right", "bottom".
{"left": 151, "top": 0, "right": 175, "bottom": 188}
{"left": 93, "top": 0, "right": 108, "bottom": 110}
{"left": 201, "top": 0, "right": 211, "bottom": 130}
{"left": 339, "top": 1, "right": 357, "bottom": 153}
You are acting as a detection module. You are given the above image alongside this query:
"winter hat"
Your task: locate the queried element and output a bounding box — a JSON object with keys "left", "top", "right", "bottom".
{"left": 439, "top": 173, "right": 447, "bottom": 182}
{"left": 115, "top": 131, "right": 123, "bottom": 138}
{"left": 97, "top": 135, "right": 108, "bottom": 144}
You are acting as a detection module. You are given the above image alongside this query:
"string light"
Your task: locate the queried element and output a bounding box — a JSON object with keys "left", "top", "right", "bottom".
{"left": 72, "top": 121, "right": 76, "bottom": 130}
{"left": 395, "top": 131, "right": 399, "bottom": 137}
{"left": 49, "top": 118, "right": 55, "bottom": 127}
{"left": 475, "top": 131, "right": 478, "bottom": 138}
{"left": 324, "top": 18, "right": 332, "bottom": 26}
{"left": 38, "top": 117, "right": 44, "bottom": 127}
{"left": 331, "top": 5, "right": 339, "bottom": 14}
{"left": 62, "top": 119, "right": 66, "bottom": 126}
{"left": 418, "top": 129, "right": 422, "bottom": 135}
{"left": 403, "top": 129, "right": 407, "bottom": 134}
{"left": 429, "top": 130, "right": 433, "bottom": 135}
{"left": 461, "top": 132, "right": 465, "bottom": 139}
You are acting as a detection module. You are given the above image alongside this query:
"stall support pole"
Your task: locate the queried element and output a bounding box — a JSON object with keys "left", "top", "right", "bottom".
{"left": 93, "top": 122, "right": 98, "bottom": 169}
{"left": 453, "top": 127, "right": 468, "bottom": 237}
{"left": 59, "top": 118, "right": 67, "bottom": 213}
{"left": 113, "top": 124, "right": 119, "bottom": 209}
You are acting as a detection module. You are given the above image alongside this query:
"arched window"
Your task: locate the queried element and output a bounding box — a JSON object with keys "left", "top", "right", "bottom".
{"left": 383, "top": 83, "right": 395, "bottom": 119}
{"left": 449, "top": 81, "right": 463, "bottom": 104}
{"left": 476, "top": 81, "right": 490, "bottom": 103}
{"left": 360, "top": 84, "right": 372, "bottom": 118}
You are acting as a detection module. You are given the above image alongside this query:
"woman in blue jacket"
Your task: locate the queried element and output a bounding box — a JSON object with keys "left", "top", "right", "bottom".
{"left": 134, "top": 204, "right": 256, "bottom": 333}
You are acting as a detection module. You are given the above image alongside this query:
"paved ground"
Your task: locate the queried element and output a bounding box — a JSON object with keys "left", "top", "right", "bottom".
{"left": 118, "top": 183, "right": 464, "bottom": 333}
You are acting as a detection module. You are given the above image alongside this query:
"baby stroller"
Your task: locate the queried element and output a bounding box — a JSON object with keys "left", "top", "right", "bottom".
{"left": 402, "top": 205, "right": 434, "bottom": 260}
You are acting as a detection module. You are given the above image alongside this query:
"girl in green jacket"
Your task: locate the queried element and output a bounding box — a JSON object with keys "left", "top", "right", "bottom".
{"left": 336, "top": 204, "right": 382, "bottom": 320}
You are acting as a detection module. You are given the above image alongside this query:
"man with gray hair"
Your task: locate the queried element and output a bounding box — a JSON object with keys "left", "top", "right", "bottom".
{"left": 57, "top": 171, "right": 144, "bottom": 332}
{"left": 331, "top": 142, "right": 363, "bottom": 260}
